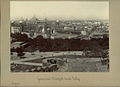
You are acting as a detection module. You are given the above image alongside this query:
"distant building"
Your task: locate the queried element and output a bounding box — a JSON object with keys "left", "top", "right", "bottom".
{"left": 11, "top": 26, "right": 21, "bottom": 34}
{"left": 50, "top": 36, "right": 55, "bottom": 39}
{"left": 90, "top": 32, "right": 109, "bottom": 39}
{"left": 81, "top": 31, "right": 87, "bottom": 36}
{"left": 64, "top": 26, "right": 74, "bottom": 30}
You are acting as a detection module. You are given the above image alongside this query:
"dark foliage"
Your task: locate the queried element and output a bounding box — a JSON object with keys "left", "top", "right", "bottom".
{"left": 11, "top": 34, "right": 109, "bottom": 52}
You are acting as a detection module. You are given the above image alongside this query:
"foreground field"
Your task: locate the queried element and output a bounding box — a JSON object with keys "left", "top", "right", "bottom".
{"left": 11, "top": 51, "right": 109, "bottom": 72}
{"left": 66, "top": 58, "right": 108, "bottom": 72}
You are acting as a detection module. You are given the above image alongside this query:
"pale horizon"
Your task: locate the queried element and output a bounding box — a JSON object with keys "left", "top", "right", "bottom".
{"left": 10, "top": 1, "right": 109, "bottom": 20}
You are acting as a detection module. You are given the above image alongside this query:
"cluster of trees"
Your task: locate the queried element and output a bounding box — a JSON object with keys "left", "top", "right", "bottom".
{"left": 11, "top": 33, "right": 109, "bottom": 53}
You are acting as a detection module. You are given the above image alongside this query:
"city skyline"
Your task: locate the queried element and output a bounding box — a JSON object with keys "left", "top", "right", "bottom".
{"left": 10, "top": 1, "right": 109, "bottom": 20}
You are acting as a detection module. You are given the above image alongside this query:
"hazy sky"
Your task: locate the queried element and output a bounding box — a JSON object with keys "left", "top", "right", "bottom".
{"left": 10, "top": 1, "right": 109, "bottom": 20}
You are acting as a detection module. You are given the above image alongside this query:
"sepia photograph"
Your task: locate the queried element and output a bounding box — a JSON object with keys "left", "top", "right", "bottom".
{"left": 10, "top": 1, "right": 109, "bottom": 72}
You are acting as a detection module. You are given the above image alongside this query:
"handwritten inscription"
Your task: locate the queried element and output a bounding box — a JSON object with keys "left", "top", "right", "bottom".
{"left": 11, "top": 76, "right": 80, "bottom": 86}
{"left": 37, "top": 76, "right": 80, "bottom": 83}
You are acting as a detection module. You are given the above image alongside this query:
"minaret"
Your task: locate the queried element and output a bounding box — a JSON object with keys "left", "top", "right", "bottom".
{"left": 44, "top": 17, "right": 47, "bottom": 33}
{"left": 19, "top": 20, "right": 23, "bottom": 33}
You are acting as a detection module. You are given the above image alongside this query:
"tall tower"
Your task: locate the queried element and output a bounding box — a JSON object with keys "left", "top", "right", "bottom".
{"left": 19, "top": 20, "right": 23, "bottom": 33}
{"left": 56, "top": 20, "right": 60, "bottom": 30}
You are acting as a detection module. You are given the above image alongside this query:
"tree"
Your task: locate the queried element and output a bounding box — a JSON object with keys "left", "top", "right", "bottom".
{"left": 16, "top": 47, "right": 25, "bottom": 57}
{"left": 83, "top": 41, "right": 103, "bottom": 57}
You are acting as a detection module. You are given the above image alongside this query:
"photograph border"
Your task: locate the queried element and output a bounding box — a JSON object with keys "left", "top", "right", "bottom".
{"left": 1, "top": 0, "right": 120, "bottom": 87}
